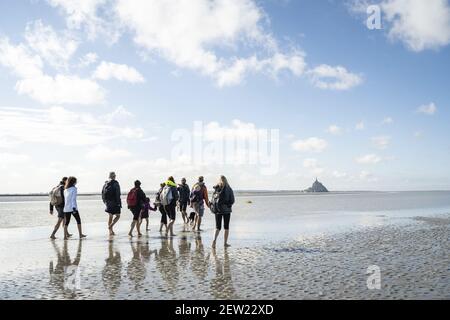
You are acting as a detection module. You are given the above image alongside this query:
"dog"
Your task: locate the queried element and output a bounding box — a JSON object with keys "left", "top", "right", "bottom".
{"left": 188, "top": 211, "right": 196, "bottom": 224}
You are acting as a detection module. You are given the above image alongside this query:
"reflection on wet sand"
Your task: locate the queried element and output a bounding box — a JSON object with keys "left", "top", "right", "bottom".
{"left": 49, "top": 240, "right": 82, "bottom": 298}
{"left": 46, "top": 233, "right": 236, "bottom": 299}
{"left": 102, "top": 240, "right": 122, "bottom": 298}
{"left": 210, "top": 248, "right": 236, "bottom": 299}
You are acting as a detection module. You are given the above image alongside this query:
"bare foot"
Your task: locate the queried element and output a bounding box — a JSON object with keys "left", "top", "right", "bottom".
{"left": 80, "top": 234, "right": 87, "bottom": 239}
{"left": 224, "top": 243, "right": 231, "bottom": 248}
{"left": 138, "top": 233, "right": 143, "bottom": 237}
{"left": 109, "top": 229, "right": 115, "bottom": 236}
{"left": 67, "top": 233, "right": 73, "bottom": 238}
{"left": 128, "top": 233, "right": 133, "bottom": 237}
{"left": 50, "top": 235, "right": 56, "bottom": 239}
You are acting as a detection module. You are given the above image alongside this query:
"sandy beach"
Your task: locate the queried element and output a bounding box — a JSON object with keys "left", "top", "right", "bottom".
{"left": 0, "top": 208, "right": 448, "bottom": 300}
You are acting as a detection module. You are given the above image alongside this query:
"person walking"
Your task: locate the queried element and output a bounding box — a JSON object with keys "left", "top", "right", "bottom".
{"left": 127, "top": 180, "right": 146, "bottom": 237}
{"left": 63, "top": 177, "right": 87, "bottom": 240}
{"left": 155, "top": 183, "right": 168, "bottom": 233}
{"left": 191, "top": 176, "right": 209, "bottom": 232}
{"left": 211, "top": 176, "right": 235, "bottom": 248}
{"left": 161, "top": 176, "right": 179, "bottom": 237}
{"left": 49, "top": 177, "right": 68, "bottom": 239}
{"left": 102, "top": 172, "right": 122, "bottom": 236}
{"left": 177, "top": 178, "right": 190, "bottom": 224}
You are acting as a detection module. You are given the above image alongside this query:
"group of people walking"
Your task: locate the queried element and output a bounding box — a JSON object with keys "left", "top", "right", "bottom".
{"left": 49, "top": 173, "right": 235, "bottom": 247}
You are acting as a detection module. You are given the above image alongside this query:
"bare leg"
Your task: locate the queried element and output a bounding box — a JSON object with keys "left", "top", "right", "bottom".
{"left": 168, "top": 220, "right": 175, "bottom": 236}
{"left": 137, "top": 219, "right": 142, "bottom": 237}
{"left": 197, "top": 216, "right": 202, "bottom": 231}
{"left": 212, "top": 229, "right": 220, "bottom": 247}
{"left": 109, "top": 214, "right": 120, "bottom": 235}
{"left": 224, "top": 230, "right": 230, "bottom": 247}
{"left": 77, "top": 224, "right": 86, "bottom": 238}
{"left": 145, "top": 218, "right": 149, "bottom": 231}
{"left": 128, "top": 221, "right": 136, "bottom": 237}
{"left": 50, "top": 218, "right": 63, "bottom": 239}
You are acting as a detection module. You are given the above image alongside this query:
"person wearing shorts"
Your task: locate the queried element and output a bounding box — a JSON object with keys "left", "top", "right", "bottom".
{"left": 128, "top": 180, "right": 146, "bottom": 237}
{"left": 177, "top": 178, "right": 190, "bottom": 224}
{"left": 102, "top": 172, "right": 122, "bottom": 236}
{"left": 191, "top": 176, "right": 209, "bottom": 232}
{"left": 50, "top": 177, "right": 68, "bottom": 239}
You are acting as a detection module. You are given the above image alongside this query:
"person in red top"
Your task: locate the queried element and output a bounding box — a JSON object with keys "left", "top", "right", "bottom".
{"left": 191, "top": 176, "right": 209, "bottom": 232}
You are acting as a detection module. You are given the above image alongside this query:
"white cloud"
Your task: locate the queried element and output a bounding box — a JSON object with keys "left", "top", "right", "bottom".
{"left": 46, "top": 0, "right": 119, "bottom": 42}
{"left": 332, "top": 170, "right": 348, "bottom": 178}
{"left": 0, "top": 38, "right": 43, "bottom": 78}
{"left": 303, "top": 158, "right": 325, "bottom": 175}
{"left": 355, "top": 121, "right": 365, "bottom": 130}
{"left": 350, "top": 0, "right": 450, "bottom": 52}
{"left": 93, "top": 61, "right": 145, "bottom": 83}
{"left": 79, "top": 52, "right": 98, "bottom": 67}
{"left": 382, "top": 0, "right": 450, "bottom": 52}
{"left": 382, "top": 117, "right": 394, "bottom": 125}
{"left": 326, "top": 125, "right": 342, "bottom": 135}
{"left": 24, "top": 20, "right": 79, "bottom": 69}
{"left": 0, "top": 36, "right": 106, "bottom": 105}
{"left": 0, "top": 153, "right": 30, "bottom": 168}
{"left": 372, "top": 136, "right": 391, "bottom": 150}
{"left": 292, "top": 137, "right": 328, "bottom": 153}
{"left": 102, "top": 105, "right": 134, "bottom": 123}
{"left": 359, "top": 170, "right": 378, "bottom": 182}
{"left": 0, "top": 106, "right": 145, "bottom": 147}
{"left": 16, "top": 74, "right": 106, "bottom": 105}
{"left": 416, "top": 102, "right": 437, "bottom": 115}
{"left": 356, "top": 154, "right": 382, "bottom": 164}
{"left": 307, "top": 64, "right": 362, "bottom": 90}
{"left": 85, "top": 145, "right": 132, "bottom": 161}
{"left": 113, "top": 0, "right": 305, "bottom": 87}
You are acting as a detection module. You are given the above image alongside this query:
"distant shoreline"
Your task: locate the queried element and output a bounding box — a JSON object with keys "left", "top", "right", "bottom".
{"left": 1, "top": 190, "right": 450, "bottom": 197}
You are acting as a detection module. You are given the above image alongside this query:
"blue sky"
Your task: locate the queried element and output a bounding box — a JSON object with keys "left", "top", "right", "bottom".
{"left": 0, "top": 0, "right": 449, "bottom": 193}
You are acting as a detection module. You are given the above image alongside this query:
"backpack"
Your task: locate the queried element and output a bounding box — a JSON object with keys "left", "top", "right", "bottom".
{"left": 190, "top": 184, "right": 203, "bottom": 203}
{"left": 49, "top": 185, "right": 64, "bottom": 206}
{"left": 102, "top": 181, "right": 116, "bottom": 202}
{"left": 160, "top": 185, "right": 173, "bottom": 206}
{"left": 127, "top": 188, "right": 138, "bottom": 208}
{"left": 210, "top": 188, "right": 224, "bottom": 214}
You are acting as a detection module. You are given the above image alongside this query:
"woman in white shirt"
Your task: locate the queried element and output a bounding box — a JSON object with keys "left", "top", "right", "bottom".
{"left": 63, "top": 177, "right": 86, "bottom": 240}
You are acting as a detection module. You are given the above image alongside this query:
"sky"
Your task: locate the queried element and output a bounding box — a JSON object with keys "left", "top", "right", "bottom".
{"left": 0, "top": 0, "right": 449, "bottom": 193}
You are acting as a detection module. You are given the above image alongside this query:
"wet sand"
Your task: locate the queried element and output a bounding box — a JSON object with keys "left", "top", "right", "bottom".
{"left": 0, "top": 213, "right": 448, "bottom": 300}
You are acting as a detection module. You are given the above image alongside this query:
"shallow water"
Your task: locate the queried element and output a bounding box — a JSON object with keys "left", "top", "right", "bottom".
{"left": 0, "top": 191, "right": 449, "bottom": 299}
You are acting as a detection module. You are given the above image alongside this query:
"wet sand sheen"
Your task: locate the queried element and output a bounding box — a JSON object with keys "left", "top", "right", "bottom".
{"left": 0, "top": 214, "right": 448, "bottom": 300}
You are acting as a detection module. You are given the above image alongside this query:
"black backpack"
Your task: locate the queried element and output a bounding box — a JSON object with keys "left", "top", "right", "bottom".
{"left": 102, "top": 181, "right": 116, "bottom": 202}
{"left": 210, "top": 188, "right": 223, "bottom": 214}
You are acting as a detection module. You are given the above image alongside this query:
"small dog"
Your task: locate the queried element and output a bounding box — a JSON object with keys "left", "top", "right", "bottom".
{"left": 188, "top": 211, "right": 196, "bottom": 224}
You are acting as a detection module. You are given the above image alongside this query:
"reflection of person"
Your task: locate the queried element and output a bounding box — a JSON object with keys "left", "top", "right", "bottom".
{"left": 49, "top": 240, "right": 82, "bottom": 296}
{"left": 102, "top": 240, "right": 122, "bottom": 298}
{"left": 190, "top": 235, "right": 209, "bottom": 281}
{"left": 154, "top": 237, "right": 179, "bottom": 292}
{"left": 210, "top": 247, "right": 236, "bottom": 299}
{"left": 178, "top": 235, "right": 191, "bottom": 272}
{"left": 126, "top": 240, "right": 147, "bottom": 290}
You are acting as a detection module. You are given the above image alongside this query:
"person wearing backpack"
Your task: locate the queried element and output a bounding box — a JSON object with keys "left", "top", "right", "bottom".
{"left": 155, "top": 183, "right": 168, "bottom": 233}
{"left": 211, "top": 176, "right": 235, "bottom": 248}
{"left": 127, "top": 180, "right": 146, "bottom": 237}
{"left": 49, "top": 177, "right": 68, "bottom": 239}
{"left": 63, "top": 177, "right": 87, "bottom": 240}
{"left": 177, "top": 178, "right": 190, "bottom": 224}
{"left": 161, "top": 176, "right": 179, "bottom": 237}
{"left": 191, "top": 176, "right": 209, "bottom": 232}
{"left": 102, "top": 172, "right": 122, "bottom": 236}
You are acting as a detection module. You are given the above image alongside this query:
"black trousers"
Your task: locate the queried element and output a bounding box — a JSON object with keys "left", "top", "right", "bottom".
{"left": 64, "top": 211, "right": 81, "bottom": 226}
{"left": 159, "top": 206, "right": 167, "bottom": 225}
{"left": 215, "top": 214, "right": 231, "bottom": 230}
